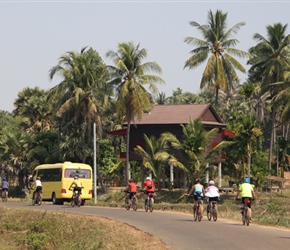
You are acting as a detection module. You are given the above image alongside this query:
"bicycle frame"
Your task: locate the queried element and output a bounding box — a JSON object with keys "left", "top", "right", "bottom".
{"left": 242, "top": 199, "right": 251, "bottom": 226}
{"left": 145, "top": 193, "right": 154, "bottom": 212}
{"left": 207, "top": 200, "right": 217, "bottom": 221}
{"left": 125, "top": 192, "right": 138, "bottom": 211}
{"left": 2, "top": 190, "right": 8, "bottom": 202}
{"left": 194, "top": 197, "right": 203, "bottom": 222}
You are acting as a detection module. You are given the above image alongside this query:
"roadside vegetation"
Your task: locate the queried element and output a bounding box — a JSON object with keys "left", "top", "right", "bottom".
{"left": 0, "top": 205, "right": 166, "bottom": 250}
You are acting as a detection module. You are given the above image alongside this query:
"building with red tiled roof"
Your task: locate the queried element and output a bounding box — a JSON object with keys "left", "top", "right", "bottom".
{"left": 109, "top": 104, "right": 230, "bottom": 161}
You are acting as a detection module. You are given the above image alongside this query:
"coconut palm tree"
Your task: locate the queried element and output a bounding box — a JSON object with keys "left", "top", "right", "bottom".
{"left": 160, "top": 119, "right": 232, "bottom": 184}
{"left": 248, "top": 23, "right": 290, "bottom": 172}
{"left": 106, "top": 41, "right": 164, "bottom": 183}
{"left": 184, "top": 9, "right": 249, "bottom": 106}
{"left": 49, "top": 47, "right": 110, "bottom": 142}
{"left": 134, "top": 134, "right": 185, "bottom": 190}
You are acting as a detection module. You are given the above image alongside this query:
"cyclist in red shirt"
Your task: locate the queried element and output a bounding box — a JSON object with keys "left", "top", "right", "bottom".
{"left": 127, "top": 179, "right": 137, "bottom": 201}
{"left": 143, "top": 177, "right": 155, "bottom": 194}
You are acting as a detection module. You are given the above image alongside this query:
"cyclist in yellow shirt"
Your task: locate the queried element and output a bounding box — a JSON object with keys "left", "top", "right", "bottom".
{"left": 69, "top": 175, "right": 83, "bottom": 195}
{"left": 235, "top": 177, "right": 256, "bottom": 220}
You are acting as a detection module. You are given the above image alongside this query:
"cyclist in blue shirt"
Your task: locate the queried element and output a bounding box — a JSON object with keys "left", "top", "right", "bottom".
{"left": 1, "top": 177, "right": 9, "bottom": 198}
{"left": 188, "top": 178, "right": 206, "bottom": 218}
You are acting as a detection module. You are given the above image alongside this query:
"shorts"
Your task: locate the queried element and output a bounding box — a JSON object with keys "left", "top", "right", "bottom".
{"left": 129, "top": 192, "right": 136, "bottom": 200}
{"left": 2, "top": 188, "right": 8, "bottom": 192}
{"left": 36, "top": 186, "right": 42, "bottom": 193}
{"left": 193, "top": 195, "right": 203, "bottom": 202}
{"left": 242, "top": 197, "right": 252, "bottom": 208}
{"left": 74, "top": 187, "right": 82, "bottom": 194}
{"left": 208, "top": 197, "right": 219, "bottom": 202}
{"left": 146, "top": 191, "right": 154, "bottom": 197}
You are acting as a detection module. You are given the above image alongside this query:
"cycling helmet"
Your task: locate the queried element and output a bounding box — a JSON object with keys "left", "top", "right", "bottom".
{"left": 36, "top": 176, "right": 40, "bottom": 180}
{"left": 195, "top": 178, "right": 201, "bottom": 183}
{"left": 129, "top": 179, "right": 133, "bottom": 183}
{"left": 209, "top": 180, "right": 215, "bottom": 185}
{"left": 2, "top": 177, "right": 6, "bottom": 181}
{"left": 74, "top": 175, "right": 79, "bottom": 180}
{"left": 146, "top": 177, "right": 151, "bottom": 181}
{"left": 244, "top": 177, "right": 250, "bottom": 183}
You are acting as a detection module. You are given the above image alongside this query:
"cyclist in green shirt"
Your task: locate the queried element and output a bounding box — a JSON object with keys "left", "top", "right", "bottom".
{"left": 69, "top": 175, "right": 83, "bottom": 195}
{"left": 235, "top": 177, "right": 256, "bottom": 219}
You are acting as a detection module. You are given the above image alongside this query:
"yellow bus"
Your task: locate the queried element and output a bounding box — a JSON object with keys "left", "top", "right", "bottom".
{"left": 30, "top": 162, "right": 93, "bottom": 205}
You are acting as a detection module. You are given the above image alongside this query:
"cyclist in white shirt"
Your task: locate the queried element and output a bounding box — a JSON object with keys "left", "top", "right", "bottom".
{"left": 205, "top": 180, "right": 220, "bottom": 212}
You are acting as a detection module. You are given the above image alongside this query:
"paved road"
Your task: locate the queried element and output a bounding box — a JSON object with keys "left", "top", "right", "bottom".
{"left": 1, "top": 202, "right": 290, "bottom": 250}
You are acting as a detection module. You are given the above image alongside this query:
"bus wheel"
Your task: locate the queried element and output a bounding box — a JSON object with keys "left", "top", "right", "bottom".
{"left": 52, "top": 193, "right": 57, "bottom": 205}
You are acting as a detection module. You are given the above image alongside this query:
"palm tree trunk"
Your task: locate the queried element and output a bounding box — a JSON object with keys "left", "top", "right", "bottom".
{"left": 268, "top": 107, "right": 276, "bottom": 173}
{"left": 215, "top": 87, "right": 219, "bottom": 106}
{"left": 126, "top": 122, "right": 131, "bottom": 184}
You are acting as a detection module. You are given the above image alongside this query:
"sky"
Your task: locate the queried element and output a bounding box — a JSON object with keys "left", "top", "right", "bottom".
{"left": 0, "top": 1, "right": 289, "bottom": 112}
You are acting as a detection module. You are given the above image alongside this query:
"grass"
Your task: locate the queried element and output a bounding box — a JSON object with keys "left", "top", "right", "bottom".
{"left": 0, "top": 206, "right": 166, "bottom": 250}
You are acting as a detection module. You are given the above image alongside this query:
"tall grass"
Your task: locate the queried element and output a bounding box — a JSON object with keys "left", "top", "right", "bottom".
{"left": 0, "top": 206, "right": 166, "bottom": 250}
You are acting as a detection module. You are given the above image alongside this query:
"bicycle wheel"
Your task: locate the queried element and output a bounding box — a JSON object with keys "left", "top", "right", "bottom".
{"left": 132, "top": 198, "right": 137, "bottom": 211}
{"left": 198, "top": 206, "right": 202, "bottom": 222}
{"left": 193, "top": 206, "right": 198, "bottom": 221}
{"left": 242, "top": 209, "right": 246, "bottom": 225}
{"left": 38, "top": 194, "right": 42, "bottom": 206}
{"left": 145, "top": 199, "right": 148, "bottom": 212}
{"left": 245, "top": 207, "right": 250, "bottom": 226}
{"left": 207, "top": 205, "right": 212, "bottom": 221}
{"left": 213, "top": 207, "right": 217, "bottom": 221}
{"left": 125, "top": 197, "right": 130, "bottom": 210}
{"left": 71, "top": 196, "right": 75, "bottom": 207}
{"left": 149, "top": 198, "right": 154, "bottom": 213}
{"left": 32, "top": 195, "right": 35, "bottom": 206}
{"left": 77, "top": 195, "right": 81, "bottom": 207}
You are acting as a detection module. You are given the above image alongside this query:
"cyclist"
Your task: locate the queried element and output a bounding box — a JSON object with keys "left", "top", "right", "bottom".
{"left": 69, "top": 175, "right": 83, "bottom": 197}
{"left": 35, "top": 176, "right": 42, "bottom": 196}
{"left": 205, "top": 180, "right": 220, "bottom": 212}
{"left": 1, "top": 177, "right": 9, "bottom": 199}
{"left": 126, "top": 179, "right": 137, "bottom": 204}
{"left": 143, "top": 177, "right": 155, "bottom": 205}
{"left": 235, "top": 177, "right": 256, "bottom": 220}
{"left": 188, "top": 178, "right": 206, "bottom": 218}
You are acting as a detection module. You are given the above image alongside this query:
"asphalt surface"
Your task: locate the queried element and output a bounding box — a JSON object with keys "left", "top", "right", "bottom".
{"left": 1, "top": 202, "right": 290, "bottom": 250}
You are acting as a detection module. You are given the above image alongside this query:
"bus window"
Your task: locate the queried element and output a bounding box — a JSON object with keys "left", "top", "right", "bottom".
{"left": 65, "top": 169, "right": 91, "bottom": 179}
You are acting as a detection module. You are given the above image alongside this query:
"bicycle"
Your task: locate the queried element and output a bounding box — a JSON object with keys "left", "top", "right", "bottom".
{"left": 69, "top": 187, "right": 84, "bottom": 207}
{"left": 144, "top": 192, "right": 154, "bottom": 212}
{"left": 32, "top": 190, "right": 42, "bottom": 206}
{"left": 193, "top": 195, "right": 203, "bottom": 222}
{"left": 241, "top": 198, "right": 252, "bottom": 226}
{"left": 2, "top": 190, "right": 8, "bottom": 202}
{"left": 124, "top": 190, "right": 138, "bottom": 211}
{"left": 206, "top": 200, "right": 218, "bottom": 221}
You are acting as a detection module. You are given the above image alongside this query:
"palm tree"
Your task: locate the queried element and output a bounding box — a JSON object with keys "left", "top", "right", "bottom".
{"left": 134, "top": 134, "right": 185, "bottom": 190}
{"left": 184, "top": 9, "right": 249, "bottom": 106}
{"left": 13, "top": 87, "right": 52, "bottom": 133}
{"left": 248, "top": 23, "right": 290, "bottom": 172}
{"left": 49, "top": 47, "right": 110, "bottom": 142}
{"left": 160, "top": 119, "right": 232, "bottom": 184}
{"left": 106, "top": 41, "right": 164, "bottom": 183}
